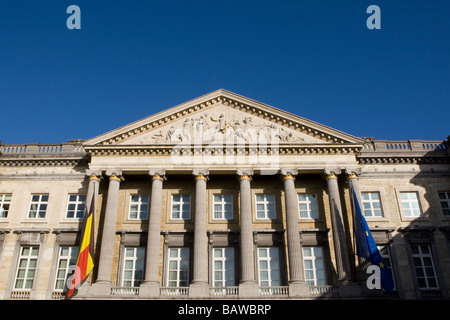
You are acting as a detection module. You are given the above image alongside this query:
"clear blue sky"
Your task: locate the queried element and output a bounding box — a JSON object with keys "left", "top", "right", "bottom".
{"left": 1, "top": 1, "right": 449, "bottom": 144}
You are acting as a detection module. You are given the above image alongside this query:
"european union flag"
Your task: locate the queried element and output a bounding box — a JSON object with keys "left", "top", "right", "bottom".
{"left": 351, "top": 188, "right": 394, "bottom": 295}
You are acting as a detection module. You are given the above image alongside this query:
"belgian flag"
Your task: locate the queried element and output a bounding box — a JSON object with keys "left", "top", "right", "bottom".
{"left": 66, "top": 193, "right": 95, "bottom": 299}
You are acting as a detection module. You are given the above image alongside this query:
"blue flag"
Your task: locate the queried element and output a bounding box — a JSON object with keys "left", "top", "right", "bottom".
{"left": 351, "top": 188, "right": 394, "bottom": 295}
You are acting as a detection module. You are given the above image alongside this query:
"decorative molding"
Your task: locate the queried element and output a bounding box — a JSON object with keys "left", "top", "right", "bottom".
{"left": 83, "top": 145, "right": 362, "bottom": 157}
{"left": 0, "top": 158, "right": 88, "bottom": 167}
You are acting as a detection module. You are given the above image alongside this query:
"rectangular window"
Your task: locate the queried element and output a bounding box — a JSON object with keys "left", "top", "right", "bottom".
{"left": 255, "top": 194, "right": 276, "bottom": 220}
{"left": 213, "top": 248, "right": 235, "bottom": 287}
{"left": 122, "top": 247, "right": 145, "bottom": 287}
{"left": 167, "top": 248, "right": 189, "bottom": 287}
{"left": 411, "top": 244, "right": 438, "bottom": 289}
{"left": 302, "top": 247, "right": 326, "bottom": 286}
{"left": 400, "top": 192, "right": 422, "bottom": 217}
{"left": 213, "top": 195, "right": 233, "bottom": 220}
{"left": 298, "top": 194, "right": 319, "bottom": 219}
{"left": 438, "top": 192, "right": 450, "bottom": 216}
{"left": 66, "top": 194, "right": 86, "bottom": 219}
{"left": 361, "top": 192, "right": 383, "bottom": 217}
{"left": 129, "top": 195, "right": 149, "bottom": 220}
{"left": 171, "top": 195, "right": 191, "bottom": 220}
{"left": 54, "top": 246, "right": 79, "bottom": 291}
{"left": 258, "top": 247, "right": 280, "bottom": 286}
{"left": 0, "top": 194, "right": 12, "bottom": 218}
{"left": 28, "top": 194, "right": 49, "bottom": 219}
{"left": 14, "top": 246, "right": 39, "bottom": 290}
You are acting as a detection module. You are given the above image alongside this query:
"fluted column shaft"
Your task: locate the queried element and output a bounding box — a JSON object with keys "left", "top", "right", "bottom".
{"left": 144, "top": 171, "right": 165, "bottom": 285}
{"left": 282, "top": 171, "right": 305, "bottom": 283}
{"left": 238, "top": 170, "right": 255, "bottom": 283}
{"left": 96, "top": 170, "right": 122, "bottom": 284}
{"left": 325, "top": 169, "right": 351, "bottom": 282}
{"left": 192, "top": 170, "right": 208, "bottom": 284}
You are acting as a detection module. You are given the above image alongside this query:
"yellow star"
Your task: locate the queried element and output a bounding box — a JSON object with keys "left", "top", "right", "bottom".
{"left": 379, "top": 262, "right": 385, "bottom": 268}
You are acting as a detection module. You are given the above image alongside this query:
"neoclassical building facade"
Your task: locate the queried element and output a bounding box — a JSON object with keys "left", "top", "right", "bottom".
{"left": 0, "top": 90, "right": 449, "bottom": 300}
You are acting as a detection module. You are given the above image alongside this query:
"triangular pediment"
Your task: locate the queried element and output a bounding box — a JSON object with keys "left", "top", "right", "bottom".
{"left": 84, "top": 89, "right": 363, "bottom": 147}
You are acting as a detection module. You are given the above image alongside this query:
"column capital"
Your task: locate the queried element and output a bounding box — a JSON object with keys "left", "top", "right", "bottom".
{"left": 105, "top": 169, "right": 123, "bottom": 181}
{"left": 86, "top": 170, "right": 102, "bottom": 180}
{"left": 149, "top": 169, "right": 166, "bottom": 181}
{"left": 193, "top": 169, "right": 209, "bottom": 181}
{"left": 281, "top": 168, "right": 298, "bottom": 180}
{"left": 237, "top": 169, "right": 253, "bottom": 180}
{"left": 324, "top": 168, "right": 341, "bottom": 180}
{"left": 345, "top": 167, "right": 361, "bottom": 179}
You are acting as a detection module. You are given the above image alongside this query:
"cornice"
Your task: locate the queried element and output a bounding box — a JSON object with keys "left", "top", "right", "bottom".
{"left": 357, "top": 155, "right": 450, "bottom": 165}
{"left": 84, "top": 144, "right": 362, "bottom": 156}
{"left": 0, "top": 157, "right": 89, "bottom": 167}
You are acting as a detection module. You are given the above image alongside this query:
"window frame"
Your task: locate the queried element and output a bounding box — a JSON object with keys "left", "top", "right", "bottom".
{"left": 399, "top": 191, "right": 423, "bottom": 218}
{"left": 53, "top": 246, "right": 79, "bottom": 291}
{"left": 170, "top": 195, "right": 191, "bottom": 221}
{"left": 410, "top": 244, "right": 439, "bottom": 290}
{"left": 302, "top": 246, "right": 326, "bottom": 286}
{"left": 28, "top": 194, "right": 49, "bottom": 219}
{"left": 361, "top": 191, "right": 384, "bottom": 218}
{"left": 255, "top": 194, "right": 276, "bottom": 220}
{"left": 129, "top": 195, "right": 149, "bottom": 220}
{"left": 438, "top": 192, "right": 450, "bottom": 217}
{"left": 212, "top": 247, "right": 235, "bottom": 287}
{"left": 166, "top": 247, "right": 190, "bottom": 287}
{"left": 65, "top": 194, "right": 86, "bottom": 219}
{"left": 297, "top": 193, "right": 319, "bottom": 219}
{"left": 212, "top": 194, "right": 233, "bottom": 220}
{"left": 14, "top": 246, "right": 39, "bottom": 290}
{"left": 0, "top": 194, "right": 12, "bottom": 219}
{"left": 121, "top": 247, "right": 145, "bottom": 288}
{"left": 257, "top": 247, "right": 281, "bottom": 287}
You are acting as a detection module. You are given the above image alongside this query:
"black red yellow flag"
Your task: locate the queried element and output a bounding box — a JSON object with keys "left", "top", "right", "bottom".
{"left": 66, "top": 193, "right": 95, "bottom": 299}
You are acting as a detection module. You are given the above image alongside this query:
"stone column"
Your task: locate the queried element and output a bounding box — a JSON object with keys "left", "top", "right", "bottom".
{"left": 346, "top": 168, "right": 362, "bottom": 204}
{"left": 237, "top": 169, "right": 259, "bottom": 297}
{"left": 85, "top": 170, "right": 101, "bottom": 211}
{"left": 345, "top": 168, "right": 368, "bottom": 287}
{"left": 92, "top": 170, "right": 123, "bottom": 296}
{"left": 140, "top": 170, "right": 165, "bottom": 298}
{"left": 77, "top": 170, "right": 101, "bottom": 297}
{"left": 281, "top": 169, "right": 309, "bottom": 297}
{"left": 190, "top": 169, "right": 209, "bottom": 297}
{"left": 324, "top": 168, "right": 351, "bottom": 283}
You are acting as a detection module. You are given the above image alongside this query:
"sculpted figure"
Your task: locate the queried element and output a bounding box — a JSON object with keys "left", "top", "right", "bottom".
{"left": 210, "top": 114, "right": 226, "bottom": 133}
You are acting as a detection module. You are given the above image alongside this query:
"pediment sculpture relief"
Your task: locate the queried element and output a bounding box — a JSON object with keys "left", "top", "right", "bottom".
{"left": 127, "top": 110, "right": 313, "bottom": 145}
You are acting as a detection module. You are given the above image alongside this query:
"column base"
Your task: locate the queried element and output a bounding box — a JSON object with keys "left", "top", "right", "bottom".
{"left": 139, "top": 282, "right": 160, "bottom": 298}
{"left": 89, "top": 281, "right": 112, "bottom": 297}
{"left": 239, "top": 281, "right": 259, "bottom": 298}
{"left": 288, "top": 281, "right": 310, "bottom": 297}
{"left": 189, "top": 282, "right": 210, "bottom": 298}
{"left": 337, "top": 281, "right": 362, "bottom": 298}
